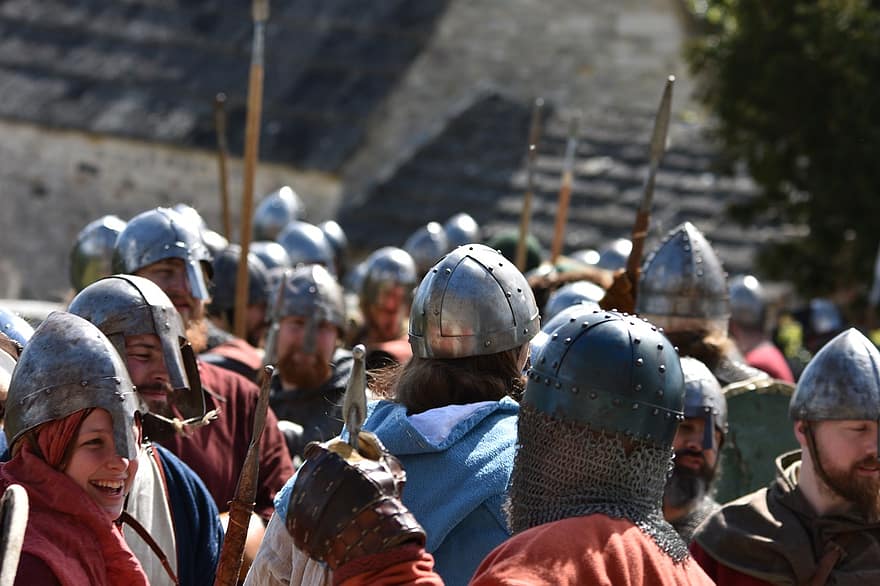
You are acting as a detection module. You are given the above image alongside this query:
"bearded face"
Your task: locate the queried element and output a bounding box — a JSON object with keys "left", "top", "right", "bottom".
{"left": 665, "top": 448, "right": 718, "bottom": 509}
{"left": 275, "top": 315, "right": 338, "bottom": 390}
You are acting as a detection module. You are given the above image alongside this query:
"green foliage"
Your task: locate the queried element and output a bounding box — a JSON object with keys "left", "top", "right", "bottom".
{"left": 685, "top": 0, "right": 880, "bottom": 297}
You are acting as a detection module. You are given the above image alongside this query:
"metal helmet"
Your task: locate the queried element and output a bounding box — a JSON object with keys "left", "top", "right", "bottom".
{"left": 171, "top": 203, "right": 208, "bottom": 232}
{"left": 67, "top": 275, "right": 204, "bottom": 421}
{"left": 276, "top": 221, "right": 335, "bottom": 271}
{"left": 570, "top": 248, "right": 601, "bottom": 266}
{"left": 543, "top": 281, "right": 605, "bottom": 322}
{"left": 3, "top": 312, "right": 142, "bottom": 460}
{"left": 253, "top": 186, "right": 305, "bottom": 241}
{"left": 279, "top": 265, "right": 346, "bottom": 329}
{"left": 636, "top": 222, "right": 729, "bottom": 334}
{"left": 318, "top": 220, "right": 348, "bottom": 275}
{"left": 201, "top": 229, "right": 229, "bottom": 257}
{"left": 790, "top": 328, "right": 880, "bottom": 422}
{"left": 443, "top": 213, "right": 480, "bottom": 249}
{"left": 596, "top": 238, "right": 632, "bottom": 271}
{"left": 728, "top": 275, "right": 766, "bottom": 330}
{"left": 404, "top": 222, "right": 450, "bottom": 277}
{"left": 250, "top": 241, "right": 291, "bottom": 271}
{"left": 530, "top": 304, "right": 590, "bottom": 356}
{"left": 0, "top": 307, "right": 34, "bottom": 347}
{"left": 69, "top": 215, "right": 127, "bottom": 292}
{"left": 409, "top": 243, "right": 539, "bottom": 359}
{"left": 208, "top": 245, "right": 271, "bottom": 315}
{"left": 680, "top": 356, "right": 727, "bottom": 450}
{"left": 524, "top": 309, "right": 685, "bottom": 449}
{"left": 112, "top": 207, "right": 213, "bottom": 300}
{"left": 808, "top": 298, "right": 844, "bottom": 337}
{"left": 359, "top": 247, "right": 418, "bottom": 312}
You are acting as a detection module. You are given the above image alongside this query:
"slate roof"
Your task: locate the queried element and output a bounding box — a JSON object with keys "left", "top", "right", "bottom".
{"left": 339, "top": 92, "right": 790, "bottom": 276}
{"left": 0, "top": 0, "right": 448, "bottom": 171}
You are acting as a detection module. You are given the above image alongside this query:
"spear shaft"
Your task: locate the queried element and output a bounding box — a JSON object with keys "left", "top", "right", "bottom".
{"left": 515, "top": 98, "right": 544, "bottom": 271}
{"left": 549, "top": 113, "right": 581, "bottom": 265}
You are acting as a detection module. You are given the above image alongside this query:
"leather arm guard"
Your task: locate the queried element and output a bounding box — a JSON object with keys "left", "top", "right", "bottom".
{"left": 285, "top": 432, "right": 426, "bottom": 570}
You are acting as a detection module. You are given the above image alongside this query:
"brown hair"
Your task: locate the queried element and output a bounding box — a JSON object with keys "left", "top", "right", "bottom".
{"left": 664, "top": 328, "right": 735, "bottom": 371}
{"left": 370, "top": 345, "right": 526, "bottom": 415}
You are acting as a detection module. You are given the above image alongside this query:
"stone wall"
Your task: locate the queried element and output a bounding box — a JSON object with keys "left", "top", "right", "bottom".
{"left": 0, "top": 119, "right": 340, "bottom": 300}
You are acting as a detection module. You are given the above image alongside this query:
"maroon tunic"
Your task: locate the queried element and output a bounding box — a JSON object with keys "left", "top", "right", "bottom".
{"left": 160, "top": 360, "right": 294, "bottom": 521}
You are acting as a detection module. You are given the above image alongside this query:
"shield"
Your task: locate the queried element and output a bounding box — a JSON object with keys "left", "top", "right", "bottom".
{"left": 0, "top": 484, "right": 29, "bottom": 586}
{"left": 715, "top": 377, "right": 798, "bottom": 504}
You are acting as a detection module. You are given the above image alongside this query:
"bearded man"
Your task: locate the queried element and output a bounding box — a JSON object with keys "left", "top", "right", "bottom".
{"left": 664, "top": 356, "right": 727, "bottom": 543}
{"left": 692, "top": 328, "right": 880, "bottom": 585}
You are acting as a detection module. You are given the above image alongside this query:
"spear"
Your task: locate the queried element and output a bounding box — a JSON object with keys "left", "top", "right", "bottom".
{"left": 342, "top": 344, "right": 367, "bottom": 451}
{"left": 214, "top": 93, "right": 233, "bottom": 240}
{"left": 213, "top": 365, "right": 274, "bottom": 586}
{"left": 549, "top": 112, "right": 582, "bottom": 265}
{"left": 515, "top": 98, "right": 544, "bottom": 272}
{"left": 234, "top": 0, "right": 269, "bottom": 340}
{"left": 624, "top": 75, "right": 674, "bottom": 289}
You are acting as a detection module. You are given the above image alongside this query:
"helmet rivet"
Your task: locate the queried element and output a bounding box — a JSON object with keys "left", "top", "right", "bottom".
{"left": 506, "top": 292, "right": 512, "bottom": 298}
{"left": 611, "top": 308, "right": 618, "bottom": 312}
{"left": 633, "top": 337, "right": 641, "bottom": 344}
{"left": 665, "top": 412, "right": 672, "bottom": 418}
{"left": 632, "top": 403, "right": 639, "bottom": 410}
{"left": 657, "top": 389, "right": 664, "bottom": 398}
{"left": 634, "top": 384, "right": 642, "bottom": 391}
{"left": 80, "top": 380, "right": 88, "bottom": 387}
{"left": 517, "top": 288, "right": 522, "bottom": 293}
{"left": 656, "top": 344, "right": 663, "bottom": 350}
{"left": 635, "top": 358, "right": 644, "bottom": 366}
{"left": 484, "top": 340, "right": 491, "bottom": 347}
{"left": 544, "top": 378, "right": 551, "bottom": 385}
{"left": 421, "top": 311, "right": 426, "bottom": 316}
{"left": 488, "top": 267, "right": 494, "bottom": 272}
{"left": 658, "top": 365, "right": 666, "bottom": 373}
{"left": 445, "top": 268, "right": 452, "bottom": 274}
{"left": 552, "top": 333, "right": 558, "bottom": 340}
{"left": 652, "top": 408, "right": 660, "bottom": 415}
{"left": 433, "top": 268, "right": 438, "bottom": 273}
{"left": 563, "top": 337, "right": 571, "bottom": 344}
{"left": 589, "top": 392, "right": 597, "bottom": 399}
{"left": 651, "top": 326, "right": 657, "bottom": 332}
{"left": 523, "top": 328, "right": 529, "bottom": 334}
{"left": 540, "top": 357, "right": 546, "bottom": 364}
{"left": 551, "top": 361, "right": 558, "bottom": 368}
{"left": 571, "top": 386, "right": 579, "bottom": 394}
{"left": 555, "top": 382, "right": 562, "bottom": 389}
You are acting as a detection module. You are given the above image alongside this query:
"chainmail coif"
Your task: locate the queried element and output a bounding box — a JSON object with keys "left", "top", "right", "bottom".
{"left": 507, "top": 404, "right": 690, "bottom": 561}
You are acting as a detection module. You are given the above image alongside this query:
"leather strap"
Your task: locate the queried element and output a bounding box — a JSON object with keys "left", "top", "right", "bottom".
{"left": 809, "top": 534, "right": 853, "bottom": 586}
{"left": 119, "top": 511, "right": 180, "bottom": 585}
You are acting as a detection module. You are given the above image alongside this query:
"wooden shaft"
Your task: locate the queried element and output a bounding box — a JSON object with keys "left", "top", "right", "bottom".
{"left": 214, "top": 93, "right": 232, "bottom": 239}
{"left": 516, "top": 98, "right": 544, "bottom": 271}
{"left": 549, "top": 171, "right": 573, "bottom": 264}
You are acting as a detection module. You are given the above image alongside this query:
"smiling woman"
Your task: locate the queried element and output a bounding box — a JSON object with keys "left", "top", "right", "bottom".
{"left": 0, "top": 312, "right": 149, "bottom": 586}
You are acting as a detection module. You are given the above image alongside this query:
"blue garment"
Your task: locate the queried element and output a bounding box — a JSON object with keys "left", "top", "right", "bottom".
{"left": 154, "top": 444, "right": 224, "bottom": 586}
{"left": 275, "top": 397, "right": 519, "bottom": 586}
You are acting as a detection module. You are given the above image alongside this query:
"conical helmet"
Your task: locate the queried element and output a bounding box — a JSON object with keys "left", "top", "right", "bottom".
{"left": 680, "top": 356, "right": 727, "bottom": 450}
{"left": 443, "top": 213, "right": 480, "bottom": 249}
{"left": 636, "top": 222, "right": 729, "bottom": 334}
{"left": 4, "top": 312, "right": 142, "bottom": 460}
{"left": 360, "top": 247, "right": 418, "bottom": 312}
{"left": 409, "top": 243, "right": 539, "bottom": 359}
{"left": 279, "top": 265, "right": 346, "bottom": 329}
{"left": 404, "top": 222, "right": 450, "bottom": 278}
{"left": 276, "top": 221, "right": 335, "bottom": 271}
{"left": 790, "top": 328, "right": 880, "bottom": 421}
{"left": 69, "top": 214, "right": 127, "bottom": 292}
{"left": 0, "top": 307, "right": 34, "bottom": 347}
{"left": 729, "top": 274, "right": 766, "bottom": 329}
{"left": 253, "top": 186, "right": 304, "bottom": 241}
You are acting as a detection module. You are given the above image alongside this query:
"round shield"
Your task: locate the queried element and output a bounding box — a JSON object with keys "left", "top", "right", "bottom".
{"left": 0, "top": 484, "right": 29, "bottom": 586}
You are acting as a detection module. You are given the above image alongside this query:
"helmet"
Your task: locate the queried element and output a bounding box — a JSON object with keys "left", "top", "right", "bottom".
{"left": 67, "top": 274, "right": 204, "bottom": 421}
{"left": 208, "top": 245, "right": 271, "bottom": 315}
{"left": 277, "top": 221, "right": 335, "bottom": 271}
{"left": 69, "top": 215, "right": 127, "bottom": 292}
{"left": 409, "top": 243, "right": 539, "bottom": 359}
{"left": 171, "top": 203, "right": 208, "bottom": 232}
{"left": 680, "top": 356, "right": 727, "bottom": 450}
{"left": 443, "top": 213, "right": 480, "bottom": 249}
{"left": 112, "top": 207, "right": 213, "bottom": 300}
{"left": 201, "top": 229, "right": 229, "bottom": 257}
{"left": 636, "top": 222, "right": 729, "bottom": 334}
{"left": 596, "top": 238, "right": 632, "bottom": 271}
{"left": 4, "top": 312, "right": 142, "bottom": 460}
{"left": 790, "top": 328, "right": 880, "bottom": 422}
{"left": 318, "top": 220, "right": 348, "bottom": 276}
{"left": 404, "top": 222, "right": 449, "bottom": 277}
{"left": 729, "top": 275, "right": 766, "bottom": 329}
{"left": 279, "top": 265, "right": 346, "bottom": 329}
{"left": 524, "top": 309, "right": 685, "bottom": 449}
{"left": 250, "top": 241, "right": 291, "bottom": 271}
{"left": 543, "top": 281, "right": 604, "bottom": 322}
{"left": 253, "top": 186, "right": 305, "bottom": 241}
{"left": 570, "top": 248, "right": 601, "bottom": 266}
{"left": 808, "top": 298, "right": 844, "bottom": 337}
{"left": 0, "top": 307, "right": 34, "bottom": 347}
{"left": 359, "top": 247, "right": 418, "bottom": 312}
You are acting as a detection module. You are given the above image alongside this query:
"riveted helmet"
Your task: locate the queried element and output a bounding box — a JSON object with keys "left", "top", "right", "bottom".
{"left": 250, "top": 241, "right": 291, "bottom": 271}
{"left": 318, "top": 220, "right": 348, "bottom": 276}
{"left": 208, "top": 245, "right": 271, "bottom": 315}
{"left": 69, "top": 215, "right": 127, "bottom": 292}
{"left": 680, "top": 356, "right": 727, "bottom": 450}
{"left": 279, "top": 265, "right": 345, "bottom": 330}
{"left": 253, "top": 186, "right": 305, "bottom": 241}
{"left": 543, "top": 280, "right": 604, "bottom": 322}
{"left": 409, "top": 243, "right": 539, "bottom": 359}
{"left": 596, "top": 238, "right": 632, "bottom": 271}
{"left": 790, "top": 328, "right": 880, "bottom": 422}
{"left": 359, "top": 247, "right": 418, "bottom": 312}
{"left": 277, "top": 221, "right": 335, "bottom": 271}
{"left": 443, "top": 213, "right": 480, "bottom": 249}
{"left": 808, "top": 298, "right": 844, "bottom": 338}
{"left": 636, "top": 222, "right": 729, "bottom": 334}
{"left": 112, "top": 207, "right": 213, "bottom": 300}
{"left": 68, "top": 275, "right": 204, "bottom": 420}
{"left": 4, "top": 312, "right": 142, "bottom": 460}
{"left": 524, "top": 309, "right": 685, "bottom": 449}
{"left": 404, "top": 222, "right": 450, "bottom": 277}
{"left": 0, "top": 307, "right": 34, "bottom": 347}
{"left": 729, "top": 275, "right": 766, "bottom": 330}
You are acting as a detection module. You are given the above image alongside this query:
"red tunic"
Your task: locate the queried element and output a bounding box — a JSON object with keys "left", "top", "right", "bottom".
{"left": 744, "top": 342, "right": 794, "bottom": 383}
{"left": 159, "top": 360, "right": 294, "bottom": 520}
{"left": 690, "top": 541, "right": 773, "bottom": 586}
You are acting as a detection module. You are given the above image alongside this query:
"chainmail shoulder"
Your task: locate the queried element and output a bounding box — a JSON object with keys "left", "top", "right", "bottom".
{"left": 507, "top": 405, "right": 690, "bottom": 561}
{"left": 671, "top": 495, "right": 721, "bottom": 545}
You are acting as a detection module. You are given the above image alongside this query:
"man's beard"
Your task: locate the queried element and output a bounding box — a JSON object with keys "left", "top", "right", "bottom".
{"left": 277, "top": 346, "right": 333, "bottom": 390}
{"left": 186, "top": 313, "right": 209, "bottom": 354}
{"left": 819, "top": 452, "right": 880, "bottom": 522}
{"left": 664, "top": 449, "right": 717, "bottom": 509}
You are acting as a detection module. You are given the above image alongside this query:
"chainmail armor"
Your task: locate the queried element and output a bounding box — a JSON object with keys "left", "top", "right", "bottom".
{"left": 670, "top": 495, "right": 720, "bottom": 545}
{"left": 507, "top": 405, "right": 690, "bottom": 562}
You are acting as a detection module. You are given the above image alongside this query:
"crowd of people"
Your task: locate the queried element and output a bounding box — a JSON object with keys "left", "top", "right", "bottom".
{"left": 0, "top": 189, "right": 876, "bottom": 585}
